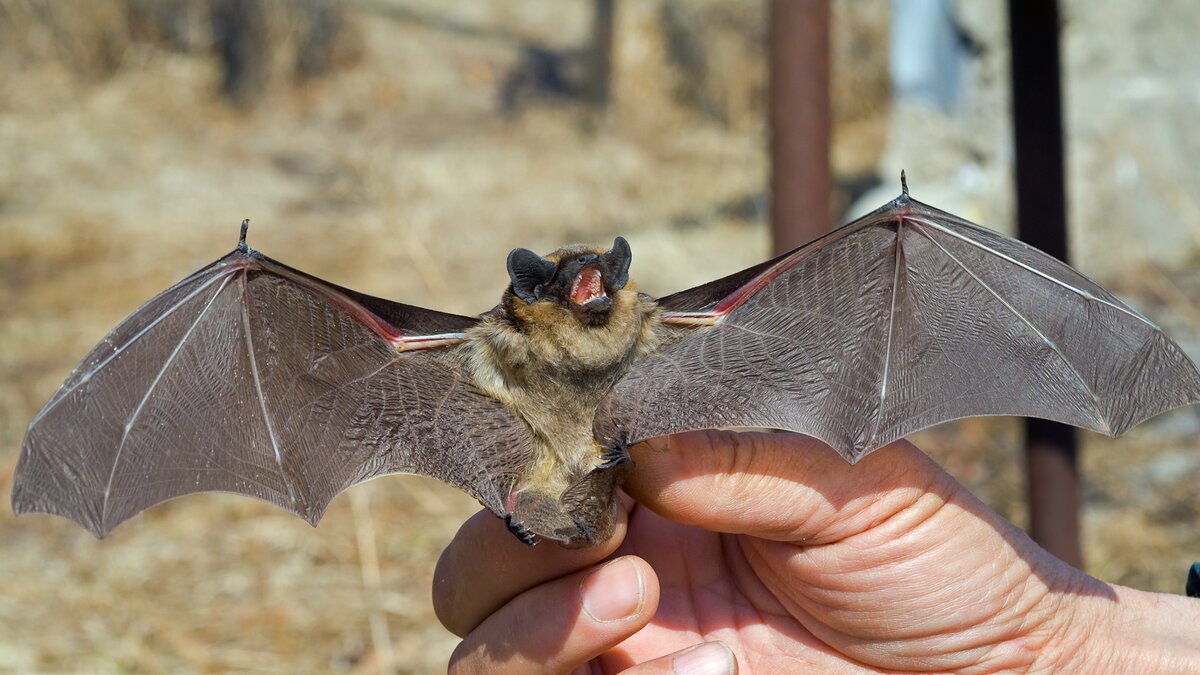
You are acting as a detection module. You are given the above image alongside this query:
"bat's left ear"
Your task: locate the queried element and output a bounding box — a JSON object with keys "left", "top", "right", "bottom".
{"left": 603, "top": 236, "right": 632, "bottom": 290}
{"left": 508, "top": 248, "right": 557, "bottom": 303}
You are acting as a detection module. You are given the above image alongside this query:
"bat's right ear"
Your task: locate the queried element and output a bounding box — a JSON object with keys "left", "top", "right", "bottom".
{"left": 507, "top": 248, "right": 557, "bottom": 303}
{"left": 603, "top": 236, "right": 632, "bottom": 290}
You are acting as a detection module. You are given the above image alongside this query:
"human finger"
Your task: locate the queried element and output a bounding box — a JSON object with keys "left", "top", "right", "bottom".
{"left": 447, "top": 555, "right": 659, "bottom": 675}
{"left": 619, "top": 641, "right": 737, "bottom": 675}
{"left": 434, "top": 498, "right": 630, "bottom": 637}
{"left": 624, "top": 430, "right": 956, "bottom": 544}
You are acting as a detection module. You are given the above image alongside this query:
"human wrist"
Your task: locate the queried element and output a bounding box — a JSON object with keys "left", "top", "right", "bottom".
{"left": 1041, "top": 581, "right": 1200, "bottom": 673}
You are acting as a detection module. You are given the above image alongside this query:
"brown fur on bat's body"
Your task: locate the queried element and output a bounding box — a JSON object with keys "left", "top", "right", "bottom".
{"left": 462, "top": 244, "right": 662, "bottom": 544}
{"left": 13, "top": 182, "right": 1200, "bottom": 547}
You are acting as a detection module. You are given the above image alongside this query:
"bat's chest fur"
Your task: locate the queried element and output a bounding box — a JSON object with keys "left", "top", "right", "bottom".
{"left": 464, "top": 289, "right": 661, "bottom": 491}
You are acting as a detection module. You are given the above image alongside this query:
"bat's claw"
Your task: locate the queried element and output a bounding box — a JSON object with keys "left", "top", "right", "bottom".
{"left": 597, "top": 429, "right": 633, "bottom": 470}
{"left": 572, "top": 514, "right": 601, "bottom": 545}
{"left": 505, "top": 514, "right": 539, "bottom": 546}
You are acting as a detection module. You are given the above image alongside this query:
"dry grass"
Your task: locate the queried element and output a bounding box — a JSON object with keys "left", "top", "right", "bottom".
{"left": 1, "top": 1, "right": 1198, "bottom": 672}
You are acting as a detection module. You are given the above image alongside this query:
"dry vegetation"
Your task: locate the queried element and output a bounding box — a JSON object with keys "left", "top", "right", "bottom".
{"left": 0, "top": 1, "right": 1197, "bottom": 672}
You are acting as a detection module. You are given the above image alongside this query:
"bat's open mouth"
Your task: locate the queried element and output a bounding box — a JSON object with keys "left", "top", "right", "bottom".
{"left": 570, "top": 267, "right": 607, "bottom": 306}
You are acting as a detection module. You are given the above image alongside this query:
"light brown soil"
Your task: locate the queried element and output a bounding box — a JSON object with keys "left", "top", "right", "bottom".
{"left": 1, "top": 2, "right": 1197, "bottom": 672}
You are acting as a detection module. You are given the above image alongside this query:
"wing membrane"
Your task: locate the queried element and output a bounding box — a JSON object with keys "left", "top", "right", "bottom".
{"left": 14, "top": 248, "right": 531, "bottom": 536}
{"left": 601, "top": 195, "right": 1200, "bottom": 461}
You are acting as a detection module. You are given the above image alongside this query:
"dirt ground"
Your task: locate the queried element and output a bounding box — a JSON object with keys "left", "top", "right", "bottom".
{"left": 1, "top": 1, "right": 1198, "bottom": 672}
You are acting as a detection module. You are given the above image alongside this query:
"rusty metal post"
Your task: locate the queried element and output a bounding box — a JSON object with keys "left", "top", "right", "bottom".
{"left": 1008, "top": 0, "right": 1083, "bottom": 567}
{"left": 769, "top": 0, "right": 833, "bottom": 255}
{"left": 590, "top": 0, "right": 616, "bottom": 108}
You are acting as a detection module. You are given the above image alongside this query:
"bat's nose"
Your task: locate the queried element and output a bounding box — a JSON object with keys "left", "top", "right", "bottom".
{"left": 577, "top": 253, "right": 600, "bottom": 265}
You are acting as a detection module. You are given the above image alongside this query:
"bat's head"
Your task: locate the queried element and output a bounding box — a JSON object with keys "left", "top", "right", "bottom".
{"left": 506, "top": 237, "right": 632, "bottom": 326}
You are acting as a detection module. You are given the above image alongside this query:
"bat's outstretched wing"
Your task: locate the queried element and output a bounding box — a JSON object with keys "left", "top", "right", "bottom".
{"left": 13, "top": 234, "right": 531, "bottom": 537}
{"left": 600, "top": 192, "right": 1200, "bottom": 462}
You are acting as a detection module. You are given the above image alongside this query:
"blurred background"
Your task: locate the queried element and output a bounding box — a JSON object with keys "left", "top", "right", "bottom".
{"left": 1, "top": 0, "right": 1198, "bottom": 672}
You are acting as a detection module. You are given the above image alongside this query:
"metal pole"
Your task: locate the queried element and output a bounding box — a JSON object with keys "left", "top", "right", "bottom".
{"left": 590, "top": 0, "right": 616, "bottom": 108}
{"left": 769, "top": 0, "right": 833, "bottom": 255}
{"left": 1008, "top": 0, "right": 1083, "bottom": 567}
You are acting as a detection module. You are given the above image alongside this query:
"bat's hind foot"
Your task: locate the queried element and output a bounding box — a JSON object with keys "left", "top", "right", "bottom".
{"left": 505, "top": 514, "right": 539, "bottom": 546}
{"left": 597, "top": 429, "right": 633, "bottom": 470}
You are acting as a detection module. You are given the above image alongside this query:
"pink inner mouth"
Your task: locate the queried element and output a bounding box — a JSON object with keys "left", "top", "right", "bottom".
{"left": 571, "top": 267, "right": 606, "bottom": 305}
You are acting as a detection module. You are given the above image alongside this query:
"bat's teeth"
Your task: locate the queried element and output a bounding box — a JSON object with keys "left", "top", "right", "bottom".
{"left": 571, "top": 267, "right": 606, "bottom": 305}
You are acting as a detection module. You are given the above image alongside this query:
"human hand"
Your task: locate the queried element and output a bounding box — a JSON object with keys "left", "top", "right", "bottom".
{"left": 434, "top": 431, "right": 1200, "bottom": 673}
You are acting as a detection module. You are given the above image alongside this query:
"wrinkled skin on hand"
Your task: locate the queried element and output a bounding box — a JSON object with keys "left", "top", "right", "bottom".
{"left": 434, "top": 432, "right": 1189, "bottom": 674}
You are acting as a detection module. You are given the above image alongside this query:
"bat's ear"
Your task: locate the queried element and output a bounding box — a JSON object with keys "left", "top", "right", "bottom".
{"left": 507, "top": 247, "right": 557, "bottom": 303}
{"left": 603, "top": 236, "right": 632, "bottom": 290}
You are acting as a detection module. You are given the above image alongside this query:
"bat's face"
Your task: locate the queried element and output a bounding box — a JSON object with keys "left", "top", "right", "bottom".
{"left": 506, "top": 237, "right": 632, "bottom": 326}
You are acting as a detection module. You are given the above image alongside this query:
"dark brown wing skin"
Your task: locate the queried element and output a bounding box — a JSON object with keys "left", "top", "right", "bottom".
{"left": 13, "top": 245, "right": 532, "bottom": 537}
{"left": 600, "top": 193, "right": 1200, "bottom": 462}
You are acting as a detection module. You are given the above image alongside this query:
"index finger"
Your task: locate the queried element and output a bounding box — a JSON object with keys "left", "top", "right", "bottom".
{"left": 433, "top": 497, "right": 631, "bottom": 637}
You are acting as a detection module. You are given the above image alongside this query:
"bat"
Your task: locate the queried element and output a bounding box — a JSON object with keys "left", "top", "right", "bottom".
{"left": 13, "top": 177, "right": 1200, "bottom": 547}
